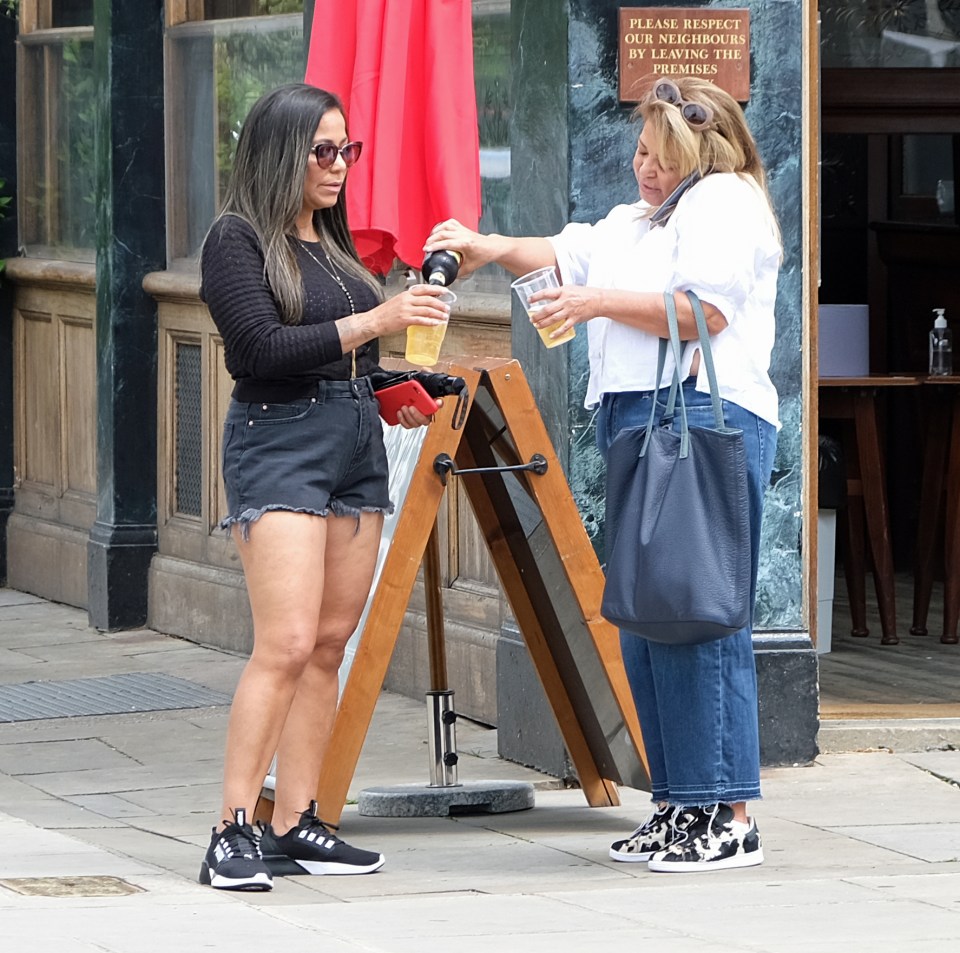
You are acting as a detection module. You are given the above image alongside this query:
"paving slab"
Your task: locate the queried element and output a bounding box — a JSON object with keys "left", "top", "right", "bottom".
{"left": 3, "top": 587, "right": 960, "bottom": 951}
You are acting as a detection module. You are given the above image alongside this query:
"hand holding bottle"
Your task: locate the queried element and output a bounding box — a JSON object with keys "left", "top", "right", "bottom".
{"left": 424, "top": 219, "right": 500, "bottom": 277}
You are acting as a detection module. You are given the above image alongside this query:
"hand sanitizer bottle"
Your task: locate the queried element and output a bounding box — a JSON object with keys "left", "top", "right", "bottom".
{"left": 929, "top": 308, "right": 953, "bottom": 376}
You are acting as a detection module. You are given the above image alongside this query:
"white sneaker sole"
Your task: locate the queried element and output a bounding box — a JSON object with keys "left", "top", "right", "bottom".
{"left": 609, "top": 846, "right": 657, "bottom": 863}
{"left": 204, "top": 868, "right": 273, "bottom": 890}
{"left": 648, "top": 848, "right": 764, "bottom": 873}
{"left": 282, "top": 854, "right": 386, "bottom": 876}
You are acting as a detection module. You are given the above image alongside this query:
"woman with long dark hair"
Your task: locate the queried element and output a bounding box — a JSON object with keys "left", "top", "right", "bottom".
{"left": 198, "top": 83, "right": 450, "bottom": 891}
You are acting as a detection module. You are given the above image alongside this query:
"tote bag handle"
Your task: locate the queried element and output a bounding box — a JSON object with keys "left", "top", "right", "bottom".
{"left": 640, "top": 290, "right": 733, "bottom": 459}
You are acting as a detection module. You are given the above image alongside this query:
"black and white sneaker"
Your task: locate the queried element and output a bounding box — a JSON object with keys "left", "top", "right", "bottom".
{"left": 609, "top": 802, "right": 679, "bottom": 862}
{"left": 647, "top": 802, "right": 764, "bottom": 872}
{"left": 258, "top": 801, "right": 385, "bottom": 876}
{"left": 199, "top": 808, "right": 273, "bottom": 891}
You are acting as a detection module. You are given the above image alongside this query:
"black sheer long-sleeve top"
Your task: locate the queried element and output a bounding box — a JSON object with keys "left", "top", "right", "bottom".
{"left": 200, "top": 215, "right": 382, "bottom": 401}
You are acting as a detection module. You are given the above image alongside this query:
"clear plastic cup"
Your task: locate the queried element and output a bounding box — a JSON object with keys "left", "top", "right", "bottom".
{"left": 405, "top": 289, "right": 456, "bottom": 366}
{"left": 510, "top": 266, "right": 575, "bottom": 348}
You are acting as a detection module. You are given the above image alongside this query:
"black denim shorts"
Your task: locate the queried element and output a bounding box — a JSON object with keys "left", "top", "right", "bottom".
{"left": 220, "top": 378, "right": 393, "bottom": 537}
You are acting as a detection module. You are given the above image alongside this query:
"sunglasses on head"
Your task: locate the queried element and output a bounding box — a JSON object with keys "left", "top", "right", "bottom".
{"left": 310, "top": 140, "right": 363, "bottom": 169}
{"left": 652, "top": 78, "right": 715, "bottom": 130}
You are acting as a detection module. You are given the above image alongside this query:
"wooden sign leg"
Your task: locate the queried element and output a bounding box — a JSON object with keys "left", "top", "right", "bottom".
{"left": 481, "top": 363, "right": 648, "bottom": 784}
{"left": 454, "top": 419, "right": 621, "bottom": 806}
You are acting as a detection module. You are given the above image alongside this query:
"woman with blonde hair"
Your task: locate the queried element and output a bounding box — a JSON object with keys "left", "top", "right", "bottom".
{"left": 426, "top": 75, "right": 781, "bottom": 872}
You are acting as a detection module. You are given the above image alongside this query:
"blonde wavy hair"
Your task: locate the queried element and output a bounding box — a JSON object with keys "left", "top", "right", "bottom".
{"left": 633, "top": 76, "right": 780, "bottom": 241}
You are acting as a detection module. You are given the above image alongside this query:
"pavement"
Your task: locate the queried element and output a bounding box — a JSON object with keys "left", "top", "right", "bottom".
{"left": 1, "top": 586, "right": 959, "bottom": 952}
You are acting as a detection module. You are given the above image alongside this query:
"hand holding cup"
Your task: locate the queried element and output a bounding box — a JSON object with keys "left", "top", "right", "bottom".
{"left": 510, "top": 267, "right": 575, "bottom": 348}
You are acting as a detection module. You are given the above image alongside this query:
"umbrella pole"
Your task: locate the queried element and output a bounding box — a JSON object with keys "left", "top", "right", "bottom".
{"left": 423, "top": 521, "right": 458, "bottom": 787}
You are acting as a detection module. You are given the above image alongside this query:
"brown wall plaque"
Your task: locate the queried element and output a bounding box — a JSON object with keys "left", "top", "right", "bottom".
{"left": 618, "top": 8, "right": 750, "bottom": 103}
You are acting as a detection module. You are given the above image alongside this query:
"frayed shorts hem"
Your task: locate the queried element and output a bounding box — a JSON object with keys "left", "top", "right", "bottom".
{"left": 220, "top": 501, "right": 394, "bottom": 540}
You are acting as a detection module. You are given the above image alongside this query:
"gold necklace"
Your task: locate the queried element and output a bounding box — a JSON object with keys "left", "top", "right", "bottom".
{"left": 298, "top": 239, "right": 357, "bottom": 378}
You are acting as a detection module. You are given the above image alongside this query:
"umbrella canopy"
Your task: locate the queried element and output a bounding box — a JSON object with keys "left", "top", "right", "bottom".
{"left": 306, "top": 1, "right": 482, "bottom": 276}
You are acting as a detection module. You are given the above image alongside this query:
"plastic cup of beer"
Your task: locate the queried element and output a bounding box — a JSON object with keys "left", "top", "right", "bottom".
{"left": 405, "top": 289, "right": 456, "bottom": 366}
{"left": 510, "top": 266, "right": 575, "bottom": 348}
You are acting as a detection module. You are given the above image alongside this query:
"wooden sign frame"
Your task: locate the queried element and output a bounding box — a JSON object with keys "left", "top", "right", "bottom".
{"left": 278, "top": 358, "right": 650, "bottom": 824}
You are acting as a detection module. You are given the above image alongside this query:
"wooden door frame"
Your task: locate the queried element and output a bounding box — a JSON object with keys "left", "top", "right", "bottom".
{"left": 806, "top": 0, "right": 820, "bottom": 645}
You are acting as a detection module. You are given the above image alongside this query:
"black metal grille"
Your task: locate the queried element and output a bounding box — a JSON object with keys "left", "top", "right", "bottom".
{"left": 175, "top": 342, "right": 203, "bottom": 516}
{"left": 0, "top": 673, "right": 232, "bottom": 722}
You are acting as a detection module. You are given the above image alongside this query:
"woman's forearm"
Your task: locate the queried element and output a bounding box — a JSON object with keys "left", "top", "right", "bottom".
{"left": 425, "top": 222, "right": 557, "bottom": 279}
{"left": 482, "top": 235, "right": 558, "bottom": 278}
{"left": 597, "top": 289, "right": 728, "bottom": 339}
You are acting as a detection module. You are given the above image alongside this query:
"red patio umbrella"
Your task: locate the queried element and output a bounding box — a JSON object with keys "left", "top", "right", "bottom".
{"left": 306, "top": 0, "right": 482, "bottom": 276}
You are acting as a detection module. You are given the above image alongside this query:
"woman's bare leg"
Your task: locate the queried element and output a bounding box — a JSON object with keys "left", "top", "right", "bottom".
{"left": 270, "top": 510, "right": 383, "bottom": 833}
{"left": 218, "top": 511, "right": 329, "bottom": 826}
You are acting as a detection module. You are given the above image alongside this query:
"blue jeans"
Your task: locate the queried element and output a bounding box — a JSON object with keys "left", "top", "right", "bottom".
{"left": 596, "top": 381, "right": 778, "bottom": 806}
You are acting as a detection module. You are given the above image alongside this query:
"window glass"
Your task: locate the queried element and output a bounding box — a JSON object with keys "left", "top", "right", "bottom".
{"left": 901, "top": 134, "right": 952, "bottom": 195}
{"left": 166, "top": 13, "right": 304, "bottom": 262}
{"left": 893, "top": 133, "right": 956, "bottom": 223}
{"left": 19, "top": 30, "right": 97, "bottom": 260}
{"left": 52, "top": 0, "right": 93, "bottom": 27}
{"left": 468, "top": 1, "right": 512, "bottom": 295}
{"left": 821, "top": 0, "right": 960, "bottom": 68}
{"left": 203, "top": 1, "right": 302, "bottom": 19}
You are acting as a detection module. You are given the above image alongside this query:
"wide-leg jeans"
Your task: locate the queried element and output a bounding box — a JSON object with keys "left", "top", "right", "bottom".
{"left": 596, "top": 380, "right": 778, "bottom": 806}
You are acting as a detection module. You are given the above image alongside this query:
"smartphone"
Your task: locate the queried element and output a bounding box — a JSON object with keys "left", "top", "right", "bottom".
{"left": 374, "top": 379, "right": 441, "bottom": 426}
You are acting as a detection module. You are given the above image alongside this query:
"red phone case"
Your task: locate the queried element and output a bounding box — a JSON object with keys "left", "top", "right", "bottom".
{"left": 374, "top": 379, "right": 441, "bottom": 426}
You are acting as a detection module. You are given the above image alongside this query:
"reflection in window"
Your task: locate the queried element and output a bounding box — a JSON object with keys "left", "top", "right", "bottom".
{"left": 892, "top": 133, "right": 956, "bottom": 223}
{"left": 166, "top": 14, "right": 304, "bottom": 263}
{"left": 52, "top": 0, "right": 93, "bottom": 27}
{"left": 821, "top": 0, "right": 960, "bottom": 67}
{"left": 18, "top": 29, "right": 97, "bottom": 260}
{"left": 203, "top": 0, "right": 302, "bottom": 18}
{"left": 902, "top": 134, "right": 952, "bottom": 194}
{"left": 467, "top": 1, "right": 512, "bottom": 294}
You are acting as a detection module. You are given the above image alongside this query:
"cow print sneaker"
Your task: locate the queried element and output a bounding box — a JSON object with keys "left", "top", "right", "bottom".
{"left": 609, "top": 802, "right": 679, "bottom": 863}
{"left": 647, "top": 802, "right": 764, "bottom": 872}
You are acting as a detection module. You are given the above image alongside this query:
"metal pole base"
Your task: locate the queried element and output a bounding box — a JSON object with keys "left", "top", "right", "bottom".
{"left": 357, "top": 779, "right": 535, "bottom": 817}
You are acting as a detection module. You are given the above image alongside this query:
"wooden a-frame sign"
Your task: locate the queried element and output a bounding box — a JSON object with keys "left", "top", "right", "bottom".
{"left": 277, "top": 357, "right": 650, "bottom": 824}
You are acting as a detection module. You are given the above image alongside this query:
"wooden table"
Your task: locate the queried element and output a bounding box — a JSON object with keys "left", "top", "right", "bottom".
{"left": 911, "top": 376, "right": 960, "bottom": 645}
{"left": 819, "top": 375, "right": 922, "bottom": 645}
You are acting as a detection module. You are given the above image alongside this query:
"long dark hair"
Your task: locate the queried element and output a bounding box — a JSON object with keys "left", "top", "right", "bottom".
{"left": 213, "top": 83, "right": 381, "bottom": 324}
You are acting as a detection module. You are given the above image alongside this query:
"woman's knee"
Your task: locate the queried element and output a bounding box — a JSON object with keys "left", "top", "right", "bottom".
{"left": 250, "top": 624, "right": 321, "bottom": 677}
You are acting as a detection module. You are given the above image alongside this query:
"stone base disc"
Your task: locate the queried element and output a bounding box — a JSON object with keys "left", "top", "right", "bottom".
{"left": 357, "top": 779, "right": 535, "bottom": 817}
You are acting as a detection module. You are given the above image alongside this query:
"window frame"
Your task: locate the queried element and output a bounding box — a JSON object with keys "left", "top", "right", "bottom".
{"left": 16, "top": 2, "right": 96, "bottom": 261}
{"left": 163, "top": 5, "right": 305, "bottom": 267}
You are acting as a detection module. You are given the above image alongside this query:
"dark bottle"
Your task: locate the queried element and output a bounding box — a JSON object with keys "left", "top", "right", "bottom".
{"left": 421, "top": 250, "right": 462, "bottom": 286}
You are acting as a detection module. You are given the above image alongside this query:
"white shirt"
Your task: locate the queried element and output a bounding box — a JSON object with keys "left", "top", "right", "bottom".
{"left": 548, "top": 172, "right": 781, "bottom": 428}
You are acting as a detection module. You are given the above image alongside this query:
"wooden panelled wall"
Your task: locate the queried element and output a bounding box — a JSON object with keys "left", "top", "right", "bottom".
{"left": 6, "top": 259, "right": 96, "bottom": 606}
{"left": 7, "top": 262, "right": 514, "bottom": 722}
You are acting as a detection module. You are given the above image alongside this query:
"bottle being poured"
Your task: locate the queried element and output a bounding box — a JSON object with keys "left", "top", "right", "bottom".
{"left": 405, "top": 252, "right": 461, "bottom": 367}
{"left": 421, "top": 250, "right": 462, "bottom": 287}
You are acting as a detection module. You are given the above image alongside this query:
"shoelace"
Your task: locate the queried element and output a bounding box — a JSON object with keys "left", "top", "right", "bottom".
{"left": 220, "top": 810, "right": 262, "bottom": 859}
{"left": 299, "top": 813, "right": 344, "bottom": 845}
{"left": 632, "top": 804, "right": 675, "bottom": 838}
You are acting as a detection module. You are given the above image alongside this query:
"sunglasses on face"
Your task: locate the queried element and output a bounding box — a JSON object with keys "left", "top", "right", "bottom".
{"left": 310, "top": 141, "right": 363, "bottom": 169}
{"left": 652, "top": 78, "right": 715, "bottom": 130}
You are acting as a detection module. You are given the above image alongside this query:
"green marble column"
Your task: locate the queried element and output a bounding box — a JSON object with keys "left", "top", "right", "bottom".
{"left": 87, "top": 0, "right": 165, "bottom": 629}
{"left": 0, "top": 11, "right": 17, "bottom": 585}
